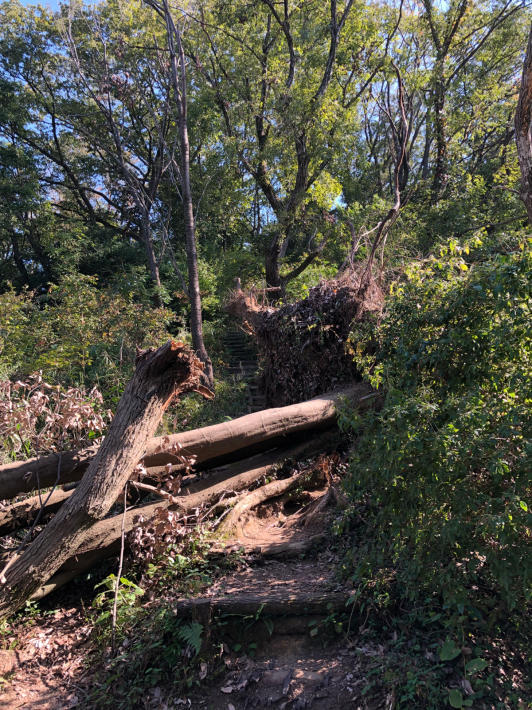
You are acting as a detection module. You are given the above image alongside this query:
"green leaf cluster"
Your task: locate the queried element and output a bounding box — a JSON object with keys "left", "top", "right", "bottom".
{"left": 343, "top": 235, "right": 531, "bottom": 614}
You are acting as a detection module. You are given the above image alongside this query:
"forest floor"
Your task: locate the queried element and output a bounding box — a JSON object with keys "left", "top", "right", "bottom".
{"left": 0, "top": 544, "right": 397, "bottom": 710}
{"left": 0, "top": 479, "right": 529, "bottom": 710}
{"left": 0, "top": 344, "right": 529, "bottom": 709}
{"left": 0, "top": 457, "right": 398, "bottom": 710}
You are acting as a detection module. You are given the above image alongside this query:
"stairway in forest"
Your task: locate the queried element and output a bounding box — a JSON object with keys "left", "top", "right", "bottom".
{"left": 223, "top": 327, "right": 266, "bottom": 412}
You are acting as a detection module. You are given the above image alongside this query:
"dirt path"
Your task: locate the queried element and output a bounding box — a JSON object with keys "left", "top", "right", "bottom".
{"left": 0, "top": 481, "right": 373, "bottom": 710}
{"left": 0, "top": 551, "right": 390, "bottom": 710}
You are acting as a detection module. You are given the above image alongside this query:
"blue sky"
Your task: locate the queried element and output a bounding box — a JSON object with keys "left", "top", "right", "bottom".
{"left": 20, "top": 0, "right": 99, "bottom": 10}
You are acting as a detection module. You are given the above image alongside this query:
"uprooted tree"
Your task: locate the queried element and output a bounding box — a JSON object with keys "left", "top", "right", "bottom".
{"left": 227, "top": 271, "right": 384, "bottom": 406}
{"left": 0, "top": 383, "right": 369, "bottom": 500}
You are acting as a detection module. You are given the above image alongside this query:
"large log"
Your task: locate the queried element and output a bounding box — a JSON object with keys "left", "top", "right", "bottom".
{"left": 0, "top": 341, "right": 203, "bottom": 619}
{"left": 30, "top": 438, "right": 329, "bottom": 600}
{"left": 0, "top": 383, "right": 375, "bottom": 500}
{"left": 0, "top": 446, "right": 98, "bottom": 501}
{"left": 0, "top": 428, "right": 327, "bottom": 535}
{"left": 0, "top": 488, "right": 73, "bottom": 535}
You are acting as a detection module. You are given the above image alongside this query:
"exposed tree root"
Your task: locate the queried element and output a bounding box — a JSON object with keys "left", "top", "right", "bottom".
{"left": 220, "top": 470, "right": 307, "bottom": 534}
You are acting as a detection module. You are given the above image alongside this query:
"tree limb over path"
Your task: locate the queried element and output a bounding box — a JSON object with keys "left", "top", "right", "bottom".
{"left": 0, "top": 384, "right": 374, "bottom": 500}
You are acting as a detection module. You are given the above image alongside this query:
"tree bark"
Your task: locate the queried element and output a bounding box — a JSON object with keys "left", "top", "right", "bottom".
{"left": 0, "top": 384, "right": 375, "bottom": 500}
{"left": 156, "top": 0, "right": 213, "bottom": 386}
{"left": 0, "top": 341, "right": 202, "bottom": 619}
{"left": 265, "top": 236, "right": 282, "bottom": 291}
{"left": 430, "top": 62, "right": 448, "bottom": 203}
{"left": 140, "top": 214, "right": 163, "bottom": 305}
{"left": 515, "top": 23, "right": 532, "bottom": 225}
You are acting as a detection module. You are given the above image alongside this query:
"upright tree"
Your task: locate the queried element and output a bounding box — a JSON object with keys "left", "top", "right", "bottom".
{"left": 515, "top": 21, "right": 532, "bottom": 224}
{"left": 188, "top": 0, "right": 393, "bottom": 291}
{"left": 144, "top": 0, "right": 213, "bottom": 385}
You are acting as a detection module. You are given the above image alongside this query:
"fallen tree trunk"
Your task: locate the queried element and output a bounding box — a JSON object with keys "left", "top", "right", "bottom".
{"left": 0, "top": 383, "right": 376, "bottom": 500}
{"left": 0, "top": 446, "right": 98, "bottom": 502}
{"left": 0, "top": 488, "right": 73, "bottom": 536}
{"left": 0, "top": 341, "right": 203, "bottom": 619}
{"left": 0, "top": 429, "right": 325, "bottom": 535}
{"left": 29, "top": 437, "right": 333, "bottom": 600}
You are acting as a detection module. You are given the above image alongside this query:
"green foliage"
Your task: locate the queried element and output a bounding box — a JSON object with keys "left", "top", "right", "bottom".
{"left": 343, "top": 236, "right": 531, "bottom": 615}
{"left": 89, "top": 597, "right": 204, "bottom": 708}
{"left": 164, "top": 372, "right": 248, "bottom": 434}
{"left": 0, "top": 275, "right": 174, "bottom": 403}
{"left": 92, "top": 574, "right": 145, "bottom": 643}
{"left": 282, "top": 259, "right": 338, "bottom": 302}
{"left": 86, "top": 530, "right": 237, "bottom": 709}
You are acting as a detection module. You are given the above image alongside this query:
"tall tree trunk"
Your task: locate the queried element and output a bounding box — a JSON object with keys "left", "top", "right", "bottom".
{"left": 10, "top": 232, "right": 32, "bottom": 287}
{"left": 141, "top": 214, "right": 163, "bottom": 306}
{"left": 431, "top": 63, "right": 447, "bottom": 203}
{"left": 265, "top": 236, "right": 282, "bottom": 291}
{"left": 0, "top": 341, "right": 202, "bottom": 619}
{"left": 160, "top": 0, "right": 213, "bottom": 386}
{"left": 515, "top": 23, "right": 532, "bottom": 225}
{"left": 25, "top": 224, "right": 55, "bottom": 285}
{"left": 420, "top": 118, "right": 432, "bottom": 181}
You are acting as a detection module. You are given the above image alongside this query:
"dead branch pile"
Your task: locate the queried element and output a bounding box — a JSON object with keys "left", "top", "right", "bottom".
{"left": 227, "top": 271, "right": 384, "bottom": 405}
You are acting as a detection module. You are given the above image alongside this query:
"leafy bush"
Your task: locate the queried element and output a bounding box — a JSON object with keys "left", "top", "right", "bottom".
{"left": 90, "top": 574, "right": 203, "bottom": 709}
{"left": 0, "top": 275, "right": 174, "bottom": 404}
{"left": 164, "top": 373, "right": 248, "bottom": 433}
{"left": 342, "top": 235, "right": 531, "bottom": 614}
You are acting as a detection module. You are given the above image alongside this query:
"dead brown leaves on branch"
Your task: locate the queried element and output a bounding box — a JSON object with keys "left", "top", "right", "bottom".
{"left": 0, "top": 374, "right": 111, "bottom": 462}
{"left": 227, "top": 270, "right": 383, "bottom": 405}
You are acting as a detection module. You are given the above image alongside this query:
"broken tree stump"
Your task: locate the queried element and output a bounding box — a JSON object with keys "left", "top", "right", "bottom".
{"left": 0, "top": 341, "right": 203, "bottom": 619}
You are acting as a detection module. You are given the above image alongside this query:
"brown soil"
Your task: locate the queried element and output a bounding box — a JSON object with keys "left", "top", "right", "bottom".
{"left": 0, "top": 485, "right": 370, "bottom": 710}
{"left": 0, "top": 606, "right": 91, "bottom": 709}
{"left": 0, "top": 550, "right": 386, "bottom": 710}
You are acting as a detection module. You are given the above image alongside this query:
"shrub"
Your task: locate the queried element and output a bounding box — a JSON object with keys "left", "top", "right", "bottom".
{"left": 0, "top": 275, "right": 174, "bottom": 405}
{"left": 342, "top": 235, "right": 531, "bottom": 614}
{"left": 0, "top": 373, "right": 111, "bottom": 462}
